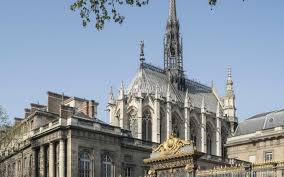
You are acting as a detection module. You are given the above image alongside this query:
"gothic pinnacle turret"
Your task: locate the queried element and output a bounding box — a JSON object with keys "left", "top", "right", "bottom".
{"left": 223, "top": 66, "right": 237, "bottom": 133}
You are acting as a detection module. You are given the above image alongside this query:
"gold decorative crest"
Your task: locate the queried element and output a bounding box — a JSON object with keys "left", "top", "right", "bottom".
{"left": 153, "top": 133, "right": 192, "bottom": 156}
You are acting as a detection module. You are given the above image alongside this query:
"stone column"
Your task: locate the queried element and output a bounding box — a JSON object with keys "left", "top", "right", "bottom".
{"left": 216, "top": 117, "right": 222, "bottom": 156}
{"left": 137, "top": 91, "right": 143, "bottom": 139}
{"left": 59, "top": 139, "right": 65, "bottom": 177}
{"left": 40, "top": 145, "right": 46, "bottom": 177}
{"left": 184, "top": 107, "right": 191, "bottom": 141}
{"left": 166, "top": 101, "right": 172, "bottom": 138}
{"left": 153, "top": 89, "right": 160, "bottom": 143}
{"left": 32, "top": 149, "right": 37, "bottom": 177}
{"left": 49, "top": 142, "right": 55, "bottom": 177}
{"left": 201, "top": 113, "right": 207, "bottom": 153}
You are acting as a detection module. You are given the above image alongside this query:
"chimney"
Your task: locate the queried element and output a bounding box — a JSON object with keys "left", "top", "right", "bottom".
{"left": 30, "top": 103, "right": 47, "bottom": 114}
{"left": 25, "top": 108, "right": 31, "bottom": 118}
{"left": 60, "top": 105, "right": 74, "bottom": 119}
{"left": 47, "top": 91, "right": 70, "bottom": 114}
{"left": 88, "top": 100, "right": 98, "bottom": 118}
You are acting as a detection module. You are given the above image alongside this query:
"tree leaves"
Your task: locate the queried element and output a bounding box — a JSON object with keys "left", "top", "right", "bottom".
{"left": 70, "top": 0, "right": 149, "bottom": 30}
{"left": 0, "top": 106, "right": 9, "bottom": 128}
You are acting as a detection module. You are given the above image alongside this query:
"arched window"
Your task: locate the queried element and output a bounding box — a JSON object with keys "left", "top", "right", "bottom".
{"left": 207, "top": 134, "right": 212, "bottom": 155}
{"left": 172, "top": 113, "right": 182, "bottom": 138}
{"left": 79, "top": 151, "right": 91, "bottom": 177}
{"left": 142, "top": 109, "right": 152, "bottom": 141}
{"left": 160, "top": 109, "right": 166, "bottom": 142}
{"left": 206, "top": 123, "right": 214, "bottom": 155}
{"left": 102, "top": 154, "right": 113, "bottom": 177}
{"left": 128, "top": 109, "right": 137, "bottom": 138}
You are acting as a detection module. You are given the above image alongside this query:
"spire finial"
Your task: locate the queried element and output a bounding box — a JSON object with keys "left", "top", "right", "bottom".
{"left": 140, "top": 40, "right": 145, "bottom": 63}
{"left": 118, "top": 81, "right": 125, "bottom": 100}
{"left": 228, "top": 65, "right": 232, "bottom": 79}
{"left": 226, "top": 65, "right": 234, "bottom": 94}
{"left": 168, "top": 0, "right": 177, "bottom": 22}
{"left": 108, "top": 86, "right": 115, "bottom": 104}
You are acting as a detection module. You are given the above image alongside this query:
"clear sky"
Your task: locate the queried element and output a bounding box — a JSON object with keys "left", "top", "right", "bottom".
{"left": 0, "top": 0, "right": 283, "bottom": 123}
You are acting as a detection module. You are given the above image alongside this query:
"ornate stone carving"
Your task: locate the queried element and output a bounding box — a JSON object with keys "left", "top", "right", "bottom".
{"left": 153, "top": 133, "right": 192, "bottom": 156}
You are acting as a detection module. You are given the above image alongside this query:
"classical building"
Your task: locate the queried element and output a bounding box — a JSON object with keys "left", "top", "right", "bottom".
{"left": 107, "top": 0, "right": 237, "bottom": 159}
{"left": 226, "top": 109, "right": 284, "bottom": 163}
{"left": 0, "top": 92, "right": 154, "bottom": 177}
{"left": 2, "top": 0, "right": 284, "bottom": 177}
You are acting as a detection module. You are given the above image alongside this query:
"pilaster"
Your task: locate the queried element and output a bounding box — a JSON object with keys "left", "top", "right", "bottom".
{"left": 216, "top": 117, "right": 222, "bottom": 156}
{"left": 184, "top": 107, "right": 191, "bottom": 141}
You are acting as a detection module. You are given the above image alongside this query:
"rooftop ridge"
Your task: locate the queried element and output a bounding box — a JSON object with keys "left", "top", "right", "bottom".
{"left": 185, "top": 78, "right": 212, "bottom": 91}
{"left": 142, "top": 62, "right": 165, "bottom": 74}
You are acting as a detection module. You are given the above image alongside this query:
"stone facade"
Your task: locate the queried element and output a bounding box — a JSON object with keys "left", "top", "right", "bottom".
{"left": 0, "top": 92, "right": 154, "bottom": 177}
{"left": 226, "top": 109, "right": 284, "bottom": 163}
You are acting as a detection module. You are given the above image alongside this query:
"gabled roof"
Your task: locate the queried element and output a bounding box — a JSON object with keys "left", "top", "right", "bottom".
{"left": 127, "top": 63, "right": 218, "bottom": 113}
{"left": 234, "top": 109, "right": 284, "bottom": 136}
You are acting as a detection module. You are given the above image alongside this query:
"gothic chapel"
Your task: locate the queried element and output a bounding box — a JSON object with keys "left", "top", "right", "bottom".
{"left": 107, "top": 0, "right": 237, "bottom": 158}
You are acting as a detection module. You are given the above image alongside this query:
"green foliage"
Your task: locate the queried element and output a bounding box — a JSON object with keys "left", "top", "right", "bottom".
{"left": 70, "top": 0, "right": 149, "bottom": 30}
{"left": 0, "top": 106, "right": 9, "bottom": 128}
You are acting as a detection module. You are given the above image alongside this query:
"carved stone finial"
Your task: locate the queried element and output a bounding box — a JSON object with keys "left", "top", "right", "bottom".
{"left": 140, "top": 40, "right": 145, "bottom": 63}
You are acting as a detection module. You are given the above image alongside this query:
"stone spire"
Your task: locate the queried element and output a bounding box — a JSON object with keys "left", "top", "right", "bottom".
{"left": 108, "top": 86, "right": 115, "bottom": 104}
{"left": 168, "top": 0, "right": 177, "bottom": 23}
{"left": 118, "top": 81, "right": 125, "bottom": 100}
{"left": 184, "top": 89, "right": 191, "bottom": 108}
{"left": 226, "top": 66, "right": 234, "bottom": 96}
{"left": 223, "top": 66, "right": 237, "bottom": 132}
{"left": 164, "top": 0, "right": 185, "bottom": 90}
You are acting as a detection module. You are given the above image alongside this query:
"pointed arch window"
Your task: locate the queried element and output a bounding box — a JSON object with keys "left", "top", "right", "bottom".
{"left": 206, "top": 123, "right": 214, "bottom": 155}
{"left": 207, "top": 134, "right": 212, "bottom": 155}
{"left": 142, "top": 109, "right": 152, "bottom": 141}
{"left": 128, "top": 109, "right": 138, "bottom": 137}
{"left": 79, "top": 151, "right": 91, "bottom": 177}
{"left": 102, "top": 154, "right": 113, "bottom": 177}
{"left": 172, "top": 114, "right": 182, "bottom": 138}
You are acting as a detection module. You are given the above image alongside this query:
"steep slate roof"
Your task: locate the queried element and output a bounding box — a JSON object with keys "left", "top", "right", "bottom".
{"left": 127, "top": 63, "right": 218, "bottom": 113}
{"left": 234, "top": 109, "right": 284, "bottom": 136}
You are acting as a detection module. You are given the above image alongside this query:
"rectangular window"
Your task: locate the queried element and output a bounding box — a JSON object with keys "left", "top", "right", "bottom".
{"left": 264, "top": 152, "right": 273, "bottom": 162}
{"left": 124, "top": 167, "right": 132, "bottom": 177}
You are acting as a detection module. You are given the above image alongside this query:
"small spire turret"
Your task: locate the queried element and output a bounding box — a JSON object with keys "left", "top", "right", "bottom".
{"left": 118, "top": 81, "right": 125, "bottom": 100}
{"left": 108, "top": 86, "right": 115, "bottom": 104}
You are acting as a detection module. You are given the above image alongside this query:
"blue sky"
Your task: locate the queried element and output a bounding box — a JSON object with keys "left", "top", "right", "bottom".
{"left": 0, "top": 0, "right": 283, "bottom": 123}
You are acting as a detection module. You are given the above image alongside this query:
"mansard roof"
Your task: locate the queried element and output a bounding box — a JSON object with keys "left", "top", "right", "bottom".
{"left": 127, "top": 63, "right": 218, "bottom": 113}
{"left": 234, "top": 109, "right": 284, "bottom": 136}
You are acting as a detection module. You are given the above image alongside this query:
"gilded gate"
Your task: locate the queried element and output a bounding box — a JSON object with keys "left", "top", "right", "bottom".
{"left": 143, "top": 135, "right": 284, "bottom": 177}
